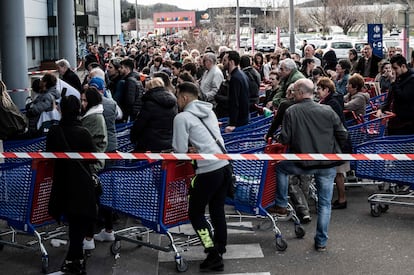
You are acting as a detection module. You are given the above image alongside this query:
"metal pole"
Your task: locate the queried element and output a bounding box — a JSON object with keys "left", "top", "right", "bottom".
{"left": 0, "top": 0, "right": 29, "bottom": 91}
{"left": 247, "top": 10, "right": 251, "bottom": 38}
{"left": 405, "top": 4, "right": 410, "bottom": 59}
{"left": 236, "top": 0, "right": 240, "bottom": 50}
{"left": 289, "top": 0, "right": 295, "bottom": 53}
{"left": 58, "top": 0, "right": 77, "bottom": 67}
{"left": 135, "top": 0, "right": 138, "bottom": 39}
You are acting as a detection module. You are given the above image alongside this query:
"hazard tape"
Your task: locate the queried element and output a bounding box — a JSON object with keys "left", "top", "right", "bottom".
{"left": 27, "top": 70, "right": 57, "bottom": 76}
{"left": 7, "top": 88, "right": 31, "bottom": 92}
{"left": 0, "top": 152, "right": 413, "bottom": 161}
{"left": 27, "top": 61, "right": 83, "bottom": 75}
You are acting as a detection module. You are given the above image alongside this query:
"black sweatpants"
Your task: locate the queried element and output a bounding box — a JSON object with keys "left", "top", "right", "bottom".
{"left": 189, "top": 164, "right": 232, "bottom": 254}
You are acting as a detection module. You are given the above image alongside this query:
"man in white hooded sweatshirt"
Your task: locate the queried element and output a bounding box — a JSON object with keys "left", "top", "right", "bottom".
{"left": 172, "top": 82, "right": 232, "bottom": 272}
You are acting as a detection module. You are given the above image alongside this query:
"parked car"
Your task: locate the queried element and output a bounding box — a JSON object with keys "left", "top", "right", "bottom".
{"left": 240, "top": 37, "right": 253, "bottom": 50}
{"left": 318, "top": 40, "right": 354, "bottom": 60}
{"left": 256, "top": 40, "right": 275, "bottom": 53}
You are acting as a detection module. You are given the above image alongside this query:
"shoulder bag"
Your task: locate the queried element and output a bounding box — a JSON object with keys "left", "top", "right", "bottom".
{"left": 198, "top": 117, "right": 236, "bottom": 198}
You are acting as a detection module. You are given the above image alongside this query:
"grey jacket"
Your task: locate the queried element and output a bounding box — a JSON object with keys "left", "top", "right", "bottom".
{"left": 280, "top": 98, "right": 348, "bottom": 169}
{"left": 172, "top": 100, "right": 228, "bottom": 174}
{"left": 344, "top": 91, "right": 370, "bottom": 116}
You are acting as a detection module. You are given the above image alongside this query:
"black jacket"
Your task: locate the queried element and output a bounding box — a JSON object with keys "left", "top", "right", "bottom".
{"left": 85, "top": 52, "right": 104, "bottom": 69}
{"left": 228, "top": 68, "right": 250, "bottom": 127}
{"left": 121, "top": 72, "right": 144, "bottom": 121}
{"left": 320, "top": 92, "right": 352, "bottom": 153}
{"left": 46, "top": 119, "right": 98, "bottom": 221}
{"left": 356, "top": 54, "right": 382, "bottom": 79}
{"left": 242, "top": 66, "right": 261, "bottom": 111}
{"left": 62, "top": 69, "right": 82, "bottom": 92}
{"left": 130, "top": 87, "right": 177, "bottom": 152}
{"left": 382, "top": 69, "right": 414, "bottom": 134}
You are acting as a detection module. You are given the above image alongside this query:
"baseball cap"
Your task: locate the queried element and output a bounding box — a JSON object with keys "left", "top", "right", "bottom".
{"left": 89, "top": 77, "right": 105, "bottom": 91}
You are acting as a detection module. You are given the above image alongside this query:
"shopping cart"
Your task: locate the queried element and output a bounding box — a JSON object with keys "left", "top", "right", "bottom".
{"left": 225, "top": 136, "right": 267, "bottom": 153}
{"left": 222, "top": 123, "right": 270, "bottom": 142}
{"left": 226, "top": 143, "right": 305, "bottom": 251}
{"left": 220, "top": 113, "right": 271, "bottom": 132}
{"left": 3, "top": 136, "right": 46, "bottom": 153}
{"left": 0, "top": 159, "right": 63, "bottom": 273}
{"left": 353, "top": 135, "right": 414, "bottom": 217}
{"left": 99, "top": 160, "right": 194, "bottom": 272}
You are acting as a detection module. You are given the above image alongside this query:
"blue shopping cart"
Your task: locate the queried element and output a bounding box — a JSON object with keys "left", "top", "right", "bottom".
{"left": 353, "top": 135, "right": 414, "bottom": 217}
{"left": 226, "top": 143, "right": 305, "bottom": 251}
{"left": 99, "top": 160, "right": 194, "bottom": 272}
{"left": 0, "top": 159, "right": 63, "bottom": 273}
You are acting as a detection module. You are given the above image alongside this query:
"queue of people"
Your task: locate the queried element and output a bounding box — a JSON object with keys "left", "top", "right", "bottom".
{"left": 1, "top": 36, "right": 413, "bottom": 274}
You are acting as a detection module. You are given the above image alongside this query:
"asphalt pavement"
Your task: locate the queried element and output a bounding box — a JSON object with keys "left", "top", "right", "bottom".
{"left": 1, "top": 184, "right": 414, "bottom": 275}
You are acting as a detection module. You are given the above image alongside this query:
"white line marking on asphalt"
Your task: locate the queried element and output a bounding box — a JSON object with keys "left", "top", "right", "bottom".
{"left": 158, "top": 243, "right": 264, "bottom": 262}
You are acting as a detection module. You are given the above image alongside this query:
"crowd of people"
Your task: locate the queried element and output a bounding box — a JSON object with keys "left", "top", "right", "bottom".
{"left": 1, "top": 35, "right": 414, "bottom": 274}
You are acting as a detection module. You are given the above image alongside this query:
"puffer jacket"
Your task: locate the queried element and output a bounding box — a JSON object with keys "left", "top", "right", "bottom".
{"left": 130, "top": 86, "right": 177, "bottom": 152}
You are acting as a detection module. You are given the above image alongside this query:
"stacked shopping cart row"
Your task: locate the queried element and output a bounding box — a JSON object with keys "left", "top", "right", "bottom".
{"left": 353, "top": 135, "right": 414, "bottom": 217}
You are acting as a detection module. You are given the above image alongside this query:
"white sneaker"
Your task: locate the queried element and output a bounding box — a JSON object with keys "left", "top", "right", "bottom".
{"left": 83, "top": 238, "right": 95, "bottom": 250}
{"left": 94, "top": 229, "right": 115, "bottom": 242}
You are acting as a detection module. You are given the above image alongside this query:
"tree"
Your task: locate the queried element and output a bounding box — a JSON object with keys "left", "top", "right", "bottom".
{"left": 327, "top": 0, "right": 360, "bottom": 35}
{"left": 308, "top": 0, "right": 330, "bottom": 34}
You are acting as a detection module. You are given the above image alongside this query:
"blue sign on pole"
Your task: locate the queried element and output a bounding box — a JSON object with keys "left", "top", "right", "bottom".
{"left": 368, "top": 24, "right": 383, "bottom": 58}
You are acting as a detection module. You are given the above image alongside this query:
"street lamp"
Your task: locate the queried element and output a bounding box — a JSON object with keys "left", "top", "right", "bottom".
{"left": 246, "top": 9, "right": 251, "bottom": 38}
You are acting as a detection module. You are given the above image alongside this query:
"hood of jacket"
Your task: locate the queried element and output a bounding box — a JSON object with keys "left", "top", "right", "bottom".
{"left": 144, "top": 86, "right": 177, "bottom": 108}
{"left": 82, "top": 104, "right": 104, "bottom": 118}
{"left": 183, "top": 99, "right": 213, "bottom": 119}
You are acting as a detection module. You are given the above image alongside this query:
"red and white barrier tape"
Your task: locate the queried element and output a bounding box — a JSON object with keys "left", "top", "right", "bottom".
{"left": 7, "top": 88, "right": 31, "bottom": 92}
{"left": 27, "top": 70, "right": 57, "bottom": 76}
{"left": 0, "top": 152, "right": 413, "bottom": 161}
{"left": 27, "top": 61, "right": 83, "bottom": 75}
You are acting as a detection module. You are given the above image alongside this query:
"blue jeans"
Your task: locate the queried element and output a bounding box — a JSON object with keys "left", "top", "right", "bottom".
{"left": 275, "top": 161, "right": 336, "bottom": 247}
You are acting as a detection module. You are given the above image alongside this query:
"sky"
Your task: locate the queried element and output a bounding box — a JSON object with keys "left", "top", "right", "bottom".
{"left": 127, "top": 0, "right": 308, "bottom": 11}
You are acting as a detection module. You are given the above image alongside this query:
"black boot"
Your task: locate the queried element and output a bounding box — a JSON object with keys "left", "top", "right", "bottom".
{"left": 61, "top": 258, "right": 86, "bottom": 274}
{"left": 200, "top": 249, "right": 224, "bottom": 272}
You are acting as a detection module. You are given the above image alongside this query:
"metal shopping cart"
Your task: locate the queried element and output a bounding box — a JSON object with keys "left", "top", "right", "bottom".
{"left": 225, "top": 143, "right": 305, "bottom": 251}
{"left": 0, "top": 159, "right": 64, "bottom": 273}
{"left": 99, "top": 160, "right": 195, "bottom": 272}
{"left": 353, "top": 135, "right": 414, "bottom": 217}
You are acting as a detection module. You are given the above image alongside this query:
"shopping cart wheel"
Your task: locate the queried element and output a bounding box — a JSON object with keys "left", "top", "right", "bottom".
{"left": 275, "top": 237, "right": 287, "bottom": 251}
{"left": 294, "top": 225, "right": 305, "bottom": 238}
{"left": 370, "top": 204, "right": 381, "bottom": 217}
{"left": 175, "top": 258, "right": 188, "bottom": 272}
{"left": 41, "top": 255, "right": 49, "bottom": 273}
{"left": 379, "top": 204, "right": 389, "bottom": 213}
{"left": 110, "top": 240, "right": 121, "bottom": 255}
